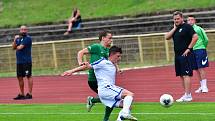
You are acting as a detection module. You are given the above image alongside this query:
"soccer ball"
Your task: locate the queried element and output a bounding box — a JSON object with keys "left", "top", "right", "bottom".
{"left": 160, "top": 94, "right": 174, "bottom": 107}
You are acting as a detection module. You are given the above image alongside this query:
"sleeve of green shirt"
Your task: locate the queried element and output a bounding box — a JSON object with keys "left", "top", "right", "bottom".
{"left": 200, "top": 28, "right": 209, "bottom": 47}
{"left": 87, "top": 44, "right": 99, "bottom": 54}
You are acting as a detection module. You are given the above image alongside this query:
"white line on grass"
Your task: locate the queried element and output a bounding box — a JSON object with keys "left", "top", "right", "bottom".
{"left": 0, "top": 112, "right": 214, "bottom": 115}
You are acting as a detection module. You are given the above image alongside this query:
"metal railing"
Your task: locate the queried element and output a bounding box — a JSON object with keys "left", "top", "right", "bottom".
{"left": 1, "top": 30, "right": 215, "bottom": 73}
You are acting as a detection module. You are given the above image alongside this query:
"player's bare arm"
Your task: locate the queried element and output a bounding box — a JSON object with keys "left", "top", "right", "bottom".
{"left": 115, "top": 63, "right": 123, "bottom": 74}
{"left": 189, "top": 33, "right": 198, "bottom": 49}
{"left": 16, "top": 45, "right": 25, "bottom": 50}
{"left": 165, "top": 24, "right": 177, "bottom": 40}
{"left": 182, "top": 33, "right": 198, "bottom": 56}
{"left": 74, "top": 9, "right": 80, "bottom": 20}
{"left": 61, "top": 62, "right": 92, "bottom": 76}
{"left": 12, "top": 35, "right": 25, "bottom": 50}
{"left": 77, "top": 48, "right": 89, "bottom": 66}
{"left": 12, "top": 35, "right": 19, "bottom": 49}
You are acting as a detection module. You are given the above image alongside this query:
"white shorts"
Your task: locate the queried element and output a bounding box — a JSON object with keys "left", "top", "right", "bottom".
{"left": 98, "top": 84, "right": 123, "bottom": 108}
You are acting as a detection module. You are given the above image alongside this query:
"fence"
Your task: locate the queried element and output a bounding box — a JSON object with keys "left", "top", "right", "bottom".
{"left": 0, "top": 31, "right": 215, "bottom": 73}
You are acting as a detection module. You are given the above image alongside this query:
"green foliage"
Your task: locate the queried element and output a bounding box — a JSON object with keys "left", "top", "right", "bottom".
{"left": 0, "top": 0, "right": 215, "bottom": 27}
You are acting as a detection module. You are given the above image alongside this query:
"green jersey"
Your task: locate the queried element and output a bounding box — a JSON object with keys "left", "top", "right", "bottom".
{"left": 192, "top": 24, "right": 208, "bottom": 50}
{"left": 87, "top": 43, "right": 109, "bottom": 81}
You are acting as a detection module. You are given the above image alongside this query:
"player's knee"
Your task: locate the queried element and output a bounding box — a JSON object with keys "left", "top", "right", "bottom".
{"left": 127, "top": 91, "right": 134, "bottom": 97}
{"left": 122, "top": 89, "right": 134, "bottom": 98}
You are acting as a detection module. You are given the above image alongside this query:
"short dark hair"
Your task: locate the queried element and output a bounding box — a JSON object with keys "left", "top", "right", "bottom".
{"left": 98, "top": 30, "right": 111, "bottom": 41}
{"left": 188, "top": 15, "right": 196, "bottom": 18}
{"left": 109, "top": 46, "right": 122, "bottom": 56}
{"left": 173, "top": 11, "right": 183, "bottom": 17}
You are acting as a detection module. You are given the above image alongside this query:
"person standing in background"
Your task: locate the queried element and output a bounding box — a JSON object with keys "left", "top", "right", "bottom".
{"left": 187, "top": 15, "right": 209, "bottom": 93}
{"left": 165, "top": 11, "right": 198, "bottom": 102}
{"left": 12, "top": 25, "right": 33, "bottom": 100}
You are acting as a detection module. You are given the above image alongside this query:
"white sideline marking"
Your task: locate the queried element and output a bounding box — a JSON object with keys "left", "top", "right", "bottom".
{"left": 0, "top": 112, "right": 214, "bottom": 115}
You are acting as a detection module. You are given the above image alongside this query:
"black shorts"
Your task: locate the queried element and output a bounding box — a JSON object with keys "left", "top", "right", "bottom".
{"left": 88, "top": 81, "right": 98, "bottom": 94}
{"left": 17, "top": 63, "right": 32, "bottom": 77}
{"left": 175, "top": 53, "right": 196, "bottom": 76}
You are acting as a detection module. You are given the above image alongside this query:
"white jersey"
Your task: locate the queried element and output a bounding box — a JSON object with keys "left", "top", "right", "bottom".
{"left": 91, "top": 57, "right": 116, "bottom": 88}
{"left": 92, "top": 57, "right": 123, "bottom": 108}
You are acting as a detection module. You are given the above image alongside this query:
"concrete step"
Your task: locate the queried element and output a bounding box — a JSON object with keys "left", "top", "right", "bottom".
{"left": 1, "top": 9, "right": 215, "bottom": 44}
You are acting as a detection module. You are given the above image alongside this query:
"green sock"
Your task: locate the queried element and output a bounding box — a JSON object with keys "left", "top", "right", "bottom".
{"left": 103, "top": 106, "right": 114, "bottom": 121}
{"left": 91, "top": 97, "right": 101, "bottom": 103}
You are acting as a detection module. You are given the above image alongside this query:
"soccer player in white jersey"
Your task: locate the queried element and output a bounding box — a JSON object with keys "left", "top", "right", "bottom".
{"left": 62, "top": 46, "right": 137, "bottom": 121}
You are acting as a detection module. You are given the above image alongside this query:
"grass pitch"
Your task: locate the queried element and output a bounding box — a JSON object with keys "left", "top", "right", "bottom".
{"left": 0, "top": 102, "right": 215, "bottom": 121}
{"left": 1, "top": 0, "right": 215, "bottom": 27}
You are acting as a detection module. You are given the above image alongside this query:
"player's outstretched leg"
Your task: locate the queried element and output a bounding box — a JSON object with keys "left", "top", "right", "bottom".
{"left": 103, "top": 106, "right": 113, "bottom": 121}
{"left": 86, "top": 96, "right": 101, "bottom": 112}
{"left": 117, "top": 110, "right": 137, "bottom": 121}
{"left": 86, "top": 96, "right": 94, "bottom": 112}
{"left": 117, "top": 94, "right": 138, "bottom": 121}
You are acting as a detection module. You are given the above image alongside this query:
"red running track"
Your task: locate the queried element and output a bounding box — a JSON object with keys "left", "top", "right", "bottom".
{"left": 0, "top": 62, "right": 214, "bottom": 104}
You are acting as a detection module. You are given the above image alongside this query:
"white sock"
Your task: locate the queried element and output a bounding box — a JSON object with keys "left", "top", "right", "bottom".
{"left": 200, "top": 80, "right": 203, "bottom": 87}
{"left": 185, "top": 93, "right": 191, "bottom": 97}
{"left": 122, "top": 96, "right": 133, "bottom": 114}
{"left": 117, "top": 110, "right": 124, "bottom": 121}
{"left": 201, "top": 79, "right": 207, "bottom": 88}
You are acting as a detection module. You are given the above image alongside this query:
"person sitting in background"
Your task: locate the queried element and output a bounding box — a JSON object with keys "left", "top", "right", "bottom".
{"left": 64, "top": 8, "right": 82, "bottom": 35}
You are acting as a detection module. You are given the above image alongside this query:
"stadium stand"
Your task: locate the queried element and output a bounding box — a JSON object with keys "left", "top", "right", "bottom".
{"left": 1, "top": 9, "right": 215, "bottom": 44}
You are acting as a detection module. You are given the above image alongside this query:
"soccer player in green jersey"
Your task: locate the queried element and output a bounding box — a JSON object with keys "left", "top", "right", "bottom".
{"left": 187, "top": 15, "right": 209, "bottom": 93}
{"left": 77, "top": 30, "right": 115, "bottom": 121}
{"left": 62, "top": 46, "right": 137, "bottom": 121}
